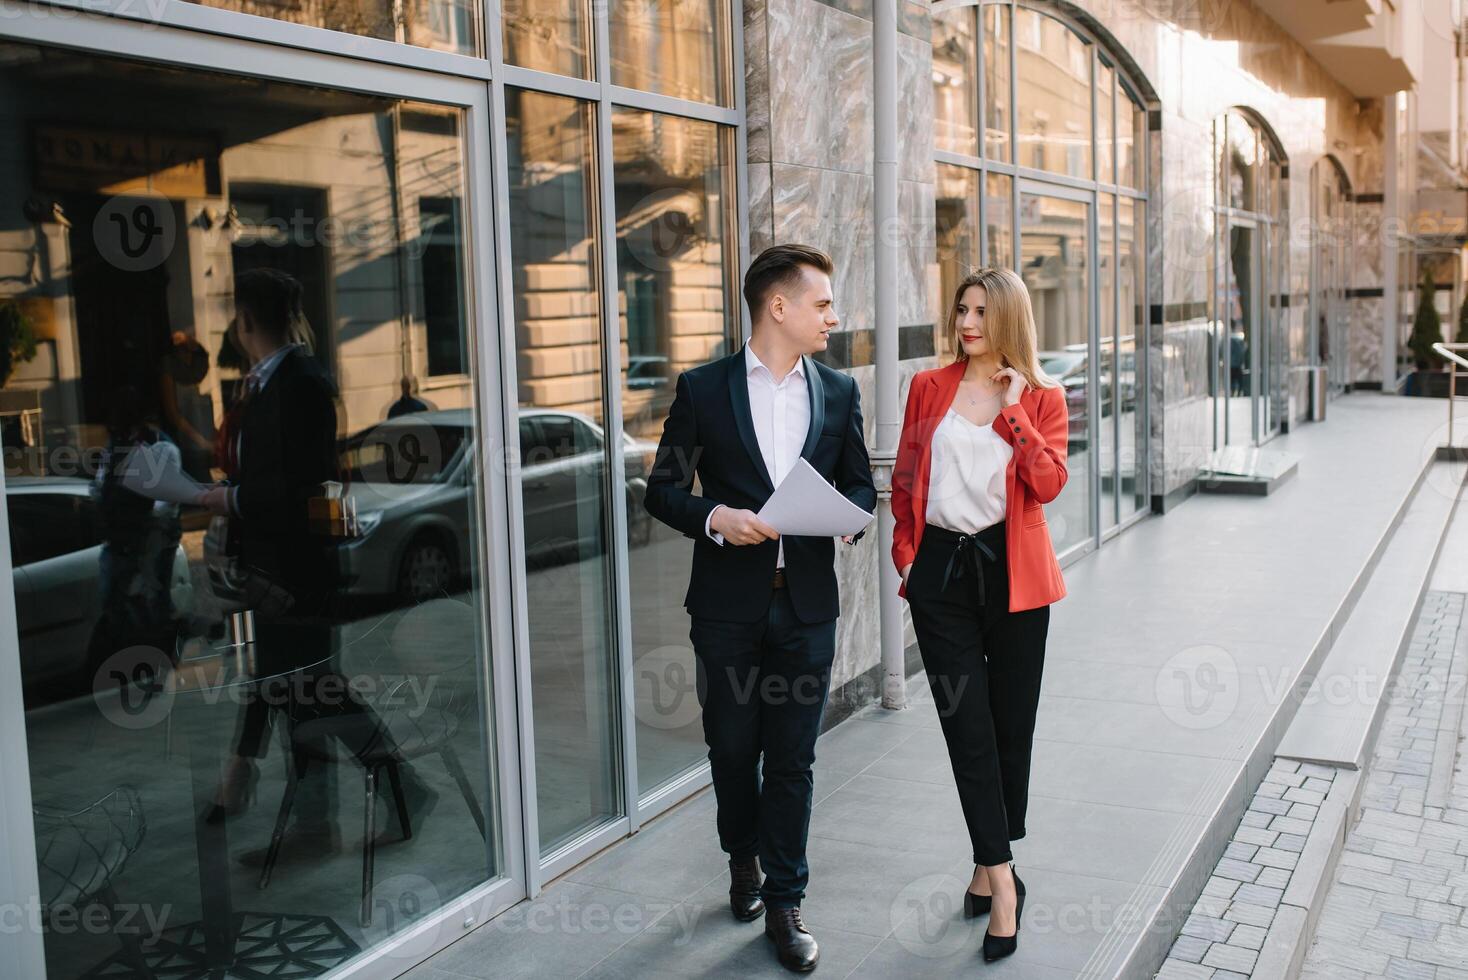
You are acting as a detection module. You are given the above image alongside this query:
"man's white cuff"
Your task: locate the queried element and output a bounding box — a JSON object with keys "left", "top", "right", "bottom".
{"left": 705, "top": 505, "right": 725, "bottom": 546}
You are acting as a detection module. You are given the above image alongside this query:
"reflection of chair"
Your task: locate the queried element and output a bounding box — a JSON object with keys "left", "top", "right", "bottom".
{"left": 256, "top": 602, "right": 488, "bottom": 927}
{"left": 35, "top": 786, "right": 152, "bottom": 978}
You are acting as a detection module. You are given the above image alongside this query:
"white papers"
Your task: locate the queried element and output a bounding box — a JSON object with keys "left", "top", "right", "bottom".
{"left": 116, "top": 442, "right": 209, "bottom": 505}
{"left": 756, "top": 457, "right": 873, "bottom": 537}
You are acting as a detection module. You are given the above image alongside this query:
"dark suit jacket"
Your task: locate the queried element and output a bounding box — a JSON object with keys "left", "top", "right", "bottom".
{"left": 644, "top": 348, "right": 877, "bottom": 624}
{"left": 228, "top": 347, "right": 340, "bottom": 599}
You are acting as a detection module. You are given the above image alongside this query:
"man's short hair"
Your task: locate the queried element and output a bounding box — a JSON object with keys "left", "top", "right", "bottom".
{"left": 742, "top": 244, "right": 833, "bottom": 320}
{"left": 235, "top": 267, "right": 304, "bottom": 340}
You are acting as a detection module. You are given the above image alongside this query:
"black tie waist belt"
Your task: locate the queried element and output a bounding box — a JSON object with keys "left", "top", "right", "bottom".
{"left": 924, "top": 521, "right": 1006, "bottom": 600}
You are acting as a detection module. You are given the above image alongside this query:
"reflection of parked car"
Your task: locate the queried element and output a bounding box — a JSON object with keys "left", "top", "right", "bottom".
{"left": 1039, "top": 349, "right": 1090, "bottom": 443}
{"left": 626, "top": 355, "right": 671, "bottom": 391}
{"left": 255, "top": 409, "right": 659, "bottom": 604}
{"left": 7, "top": 478, "right": 191, "bottom": 689}
{"left": 1040, "top": 346, "right": 1135, "bottom": 447}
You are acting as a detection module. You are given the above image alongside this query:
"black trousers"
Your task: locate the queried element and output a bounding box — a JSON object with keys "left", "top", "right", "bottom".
{"left": 690, "top": 587, "right": 836, "bottom": 909}
{"left": 906, "top": 521, "right": 1050, "bottom": 867}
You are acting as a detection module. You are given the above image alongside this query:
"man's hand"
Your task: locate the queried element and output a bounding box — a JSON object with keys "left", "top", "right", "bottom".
{"left": 198, "top": 486, "right": 233, "bottom": 517}
{"left": 710, "top": 507, "right": 778, "bottom": 546}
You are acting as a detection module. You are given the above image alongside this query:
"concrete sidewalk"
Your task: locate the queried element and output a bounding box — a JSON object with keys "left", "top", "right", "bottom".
{"left": 403, "top": 392, "right": 1454, "bottom": 980}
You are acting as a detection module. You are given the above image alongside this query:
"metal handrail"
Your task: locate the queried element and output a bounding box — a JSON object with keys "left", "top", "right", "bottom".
{"left": 1433, "top": 342, "right": 1468, "bottom": 449}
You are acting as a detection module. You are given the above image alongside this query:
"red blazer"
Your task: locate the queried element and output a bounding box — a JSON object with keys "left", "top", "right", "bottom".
{"left": 892, "top": 360, "right": 1068, "bottom": 612}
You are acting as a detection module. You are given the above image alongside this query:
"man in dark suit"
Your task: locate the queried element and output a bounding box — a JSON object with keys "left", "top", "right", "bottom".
{"left": 645, "top": 244, "right": 876, "bottom": 973}
{"left": 200, "top": 269, "right": 435, "bottom": 859}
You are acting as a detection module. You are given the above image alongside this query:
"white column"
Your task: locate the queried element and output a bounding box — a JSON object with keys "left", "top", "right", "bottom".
{"left": 873, "top": 0, "right": 905, "bottom": 709}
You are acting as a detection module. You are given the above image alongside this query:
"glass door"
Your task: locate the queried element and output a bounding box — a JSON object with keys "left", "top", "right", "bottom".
{"left": 1217, "top": 218, "right": 1260, "bottom": 448}
{"left": 1263, "top": 203, "right": 1287, "bottom": 440}
{"left": 1019, "top": 184, "right": 1092, "bottom": 555}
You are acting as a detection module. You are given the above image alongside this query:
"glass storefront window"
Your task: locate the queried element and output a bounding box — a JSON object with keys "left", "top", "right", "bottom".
{"left": 609, "top": 107, "right": 738, "bottom": 797}
{"left": 985, "top": 171, "right": 1013, "bottom": 270}
{"left": 504, "top": 89, "right": 624, "bottom": 854}
{"left": 1099, "top": 193, "right": 1116, "bottom": 530}
{"left": 934, "top": 164, "right": 982, "bottom": 348}
{"left": 983, "top": 3, "right": 1012, "bottom": 162}
{"left": 933, "top": 6, "right": 980, "bottom": 157}
{"left": 609, "top": 0, "right": 732, "bottom": 105}
{"left": 1097, "top": 61, "right": 1115, "bottom": 185}
{"left": 3, "top": 41, "right": 500, "bottom": 979}
{"left": 1020, "top": 191, "right": 1090, "bottom": 552}
{"left": 188, "top": 0, "right": 480, "bottom": 55}
{"left": 1118, "top": 196, "right": 1145, "bottom": 520}
{"left": 1118, "top": 87, "right": 1145, "bottom": 190}
{"left": 503, "top": 0, "right": 594, "bottom": 79}
{"left": 1015, "top": 8, "right": 1091, "bottom": 180}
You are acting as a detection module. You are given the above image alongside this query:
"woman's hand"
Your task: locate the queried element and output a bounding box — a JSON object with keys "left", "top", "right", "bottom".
{"left": 900, "top": 563, "right": 912, "bottom": 589}
{"left": 989, "top": 367, "right": 1027, "bottom": 407}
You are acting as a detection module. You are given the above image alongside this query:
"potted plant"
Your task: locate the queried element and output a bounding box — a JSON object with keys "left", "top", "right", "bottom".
{"left": 1406, "top": 272, "right": 1449, "bottom": 396}
{"left": 0, "top": 299, "right": 39, "bottom": 388}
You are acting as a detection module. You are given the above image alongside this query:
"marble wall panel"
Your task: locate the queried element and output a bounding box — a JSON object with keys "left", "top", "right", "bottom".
{"left": 745, "top": 0, "right": 771, "bottom": 164}
{"left": 896, "top": 29, "right": 933, "bottom": 184}
{"left": 768, "top": 0, "right": 872, "bottom": 175}
{"left": 771, "top": 162, "right": 875, "bottom": 334}
{"left": 1351, "top": 295, "right": 1384, "bottom": 383}
{"left": 898, "top": 178, "right": 935, "bottom": 328}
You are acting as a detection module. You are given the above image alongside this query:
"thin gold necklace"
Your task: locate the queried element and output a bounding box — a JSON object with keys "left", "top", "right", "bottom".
{"left": 959, "top": 375, "right": 1001, "bottom": 407}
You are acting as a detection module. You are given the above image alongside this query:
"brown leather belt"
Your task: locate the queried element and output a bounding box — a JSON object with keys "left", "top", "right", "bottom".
{"left": 772, "top": 568, "right": 787, "bottom": 589}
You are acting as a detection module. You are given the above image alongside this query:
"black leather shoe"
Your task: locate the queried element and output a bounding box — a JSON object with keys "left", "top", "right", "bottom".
{"left": 765, "top": 906, "right": 819, "bottom": 972}
{"left": 729, "top": 856, "right": 765, "bottom": 921}
{"left": 982, "top": 865, "right": 1025, "bottom": 962}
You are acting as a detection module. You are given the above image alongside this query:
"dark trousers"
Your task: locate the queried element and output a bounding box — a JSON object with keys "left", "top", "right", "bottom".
{"left": 690, "top": 587, "right": 836, "bottom": 909}
{"left": 905, "top": 521, "right": 1050, "bottom": 867}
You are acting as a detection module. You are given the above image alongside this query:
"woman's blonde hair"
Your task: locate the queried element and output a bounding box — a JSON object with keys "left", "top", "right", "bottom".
{"left": 944, "top": 267, "right": 1058, "bottom": 390}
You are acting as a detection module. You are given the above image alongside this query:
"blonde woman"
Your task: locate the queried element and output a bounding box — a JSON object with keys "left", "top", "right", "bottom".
{"left": 891, "top": 267, "right": 1068, "bottom": 962}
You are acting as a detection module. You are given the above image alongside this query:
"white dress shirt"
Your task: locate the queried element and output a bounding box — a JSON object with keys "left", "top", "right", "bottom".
{"left": 705, "top": 343, "right": 811, "bottom": 568}
{"left": 925, "top": 408, "right": 1011, "bottom": 534}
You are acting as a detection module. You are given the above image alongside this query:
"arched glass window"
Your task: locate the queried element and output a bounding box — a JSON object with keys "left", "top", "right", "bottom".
{"left": 931, "top": 1, "right": 1151, "bottom": 556}
{"left": 1211, "top": 110, "right": 1287, "bottom": 448}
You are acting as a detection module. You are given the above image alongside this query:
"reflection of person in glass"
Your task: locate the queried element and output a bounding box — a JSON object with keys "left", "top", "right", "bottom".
{"left": 199, "top": 269, "right": 435, "bottom": 849}
{"left": 387, "top": 375, "right": 431, "bottom": 419}
{"left": 644, "top": 245, "right": 876, "bottom": 973}
{"left": 86, "top": 387, "right": 185, "bottom": 682}
{"left": 891, "top": 268, "right": 1068, "bottom": 964}
{"left": 159, "top": 331, "right": 217, "bottom": 483}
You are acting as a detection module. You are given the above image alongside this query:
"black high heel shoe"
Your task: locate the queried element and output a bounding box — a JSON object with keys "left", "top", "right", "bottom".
{"left": 964, "top": 867, "right": 991, "bottom": 918}
{"left": 982, "top": 865, "right": 1025, "bottom": 962}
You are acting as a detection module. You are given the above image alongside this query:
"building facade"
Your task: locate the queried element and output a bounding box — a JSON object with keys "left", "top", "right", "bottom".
{"left": 0, "top": 0, "right": 1461, "bottom": 977}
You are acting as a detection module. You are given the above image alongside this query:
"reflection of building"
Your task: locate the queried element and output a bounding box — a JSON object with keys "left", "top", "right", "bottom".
{"left": 2, "top": 73, "right": 472, "bottom": 479}
{"left": 0, "top": 1, "right": 1464, "bottom": 978}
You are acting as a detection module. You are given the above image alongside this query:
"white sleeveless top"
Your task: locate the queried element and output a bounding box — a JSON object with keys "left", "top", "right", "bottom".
{"left": 926, "top": 408, "right": 1012, "bottom": 534}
